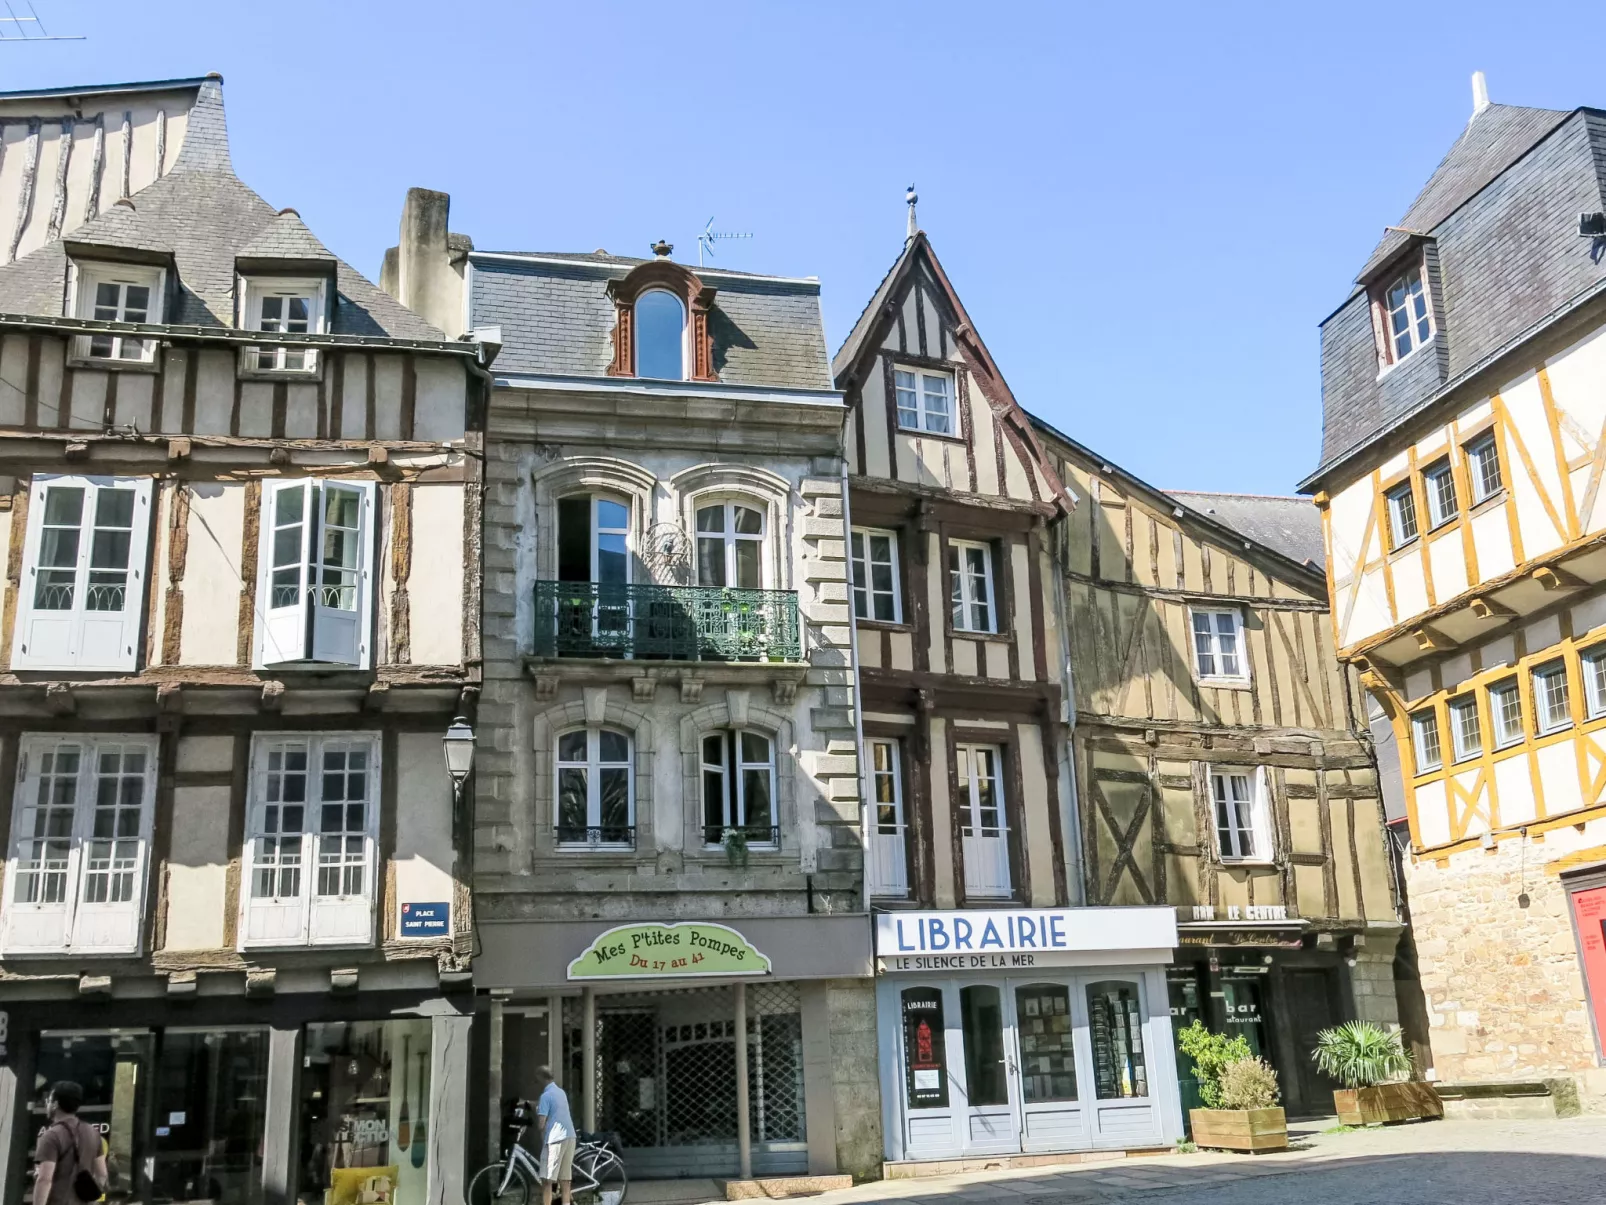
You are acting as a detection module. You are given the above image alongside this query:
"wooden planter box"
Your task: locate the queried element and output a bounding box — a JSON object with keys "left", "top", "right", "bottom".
{"left": 1189, "top": 1107, "right": 1288, "bottom": 1152}
{"left": 1333, "top": 1082, "right": 1444, "bottom": 1125}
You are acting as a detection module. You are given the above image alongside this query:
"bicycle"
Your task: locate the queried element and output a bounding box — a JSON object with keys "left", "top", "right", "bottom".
{"left": 468, "top": 1100, "right": 628, "bottom": 1205}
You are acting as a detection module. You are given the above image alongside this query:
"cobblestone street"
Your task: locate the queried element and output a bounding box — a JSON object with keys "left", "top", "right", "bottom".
{"left": 805, "top": 1117, "right": 1606, "bottom": 1204}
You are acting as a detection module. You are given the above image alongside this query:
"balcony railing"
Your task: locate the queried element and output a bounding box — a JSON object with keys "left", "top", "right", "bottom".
{"left": 702, "top": 823, "right": 781, "bottom": 848}
{"left": 533, "top": 581, "right": 802, "bottom": 662}
{"left": 555, "top": 824, "right": 636, "bottom": 849}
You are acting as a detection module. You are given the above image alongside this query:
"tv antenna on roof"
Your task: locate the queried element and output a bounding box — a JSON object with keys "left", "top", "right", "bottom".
{"left": 697, "top": 217, "right": 752, "bottom": 267}
{"left": 0, "top": 1, "right": 86, "bottom": 40}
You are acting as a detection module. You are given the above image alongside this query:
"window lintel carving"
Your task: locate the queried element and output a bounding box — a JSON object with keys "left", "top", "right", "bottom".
{"left": 606, "top": 260, "right": 719, "bottom": 382}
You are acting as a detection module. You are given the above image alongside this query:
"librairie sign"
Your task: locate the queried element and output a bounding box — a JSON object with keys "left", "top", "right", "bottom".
{"left": 568, "top": 922, "right": 772, "bottom": 980}
{"left": 875, "top": 907, "right": 1177, "bottom": 973}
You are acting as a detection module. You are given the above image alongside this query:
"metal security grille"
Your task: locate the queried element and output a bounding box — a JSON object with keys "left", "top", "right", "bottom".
{"left": 746, "top": 982, "right": 804, "bottom": 1142}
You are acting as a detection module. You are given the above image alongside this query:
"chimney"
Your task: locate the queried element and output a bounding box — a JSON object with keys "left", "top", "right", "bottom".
{"left": 1472, "top": 70, "right": 1490, "bottom": 118}
{"left": 389, "top": 187, "right": 464, "bottom": 338}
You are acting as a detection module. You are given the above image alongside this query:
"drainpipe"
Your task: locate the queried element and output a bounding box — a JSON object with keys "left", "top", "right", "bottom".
{"left": 839, "top": 459, "right": 873, "bottom": 903}
{"left": 1050, "top": 523, "right": 1086, "bottom": 906}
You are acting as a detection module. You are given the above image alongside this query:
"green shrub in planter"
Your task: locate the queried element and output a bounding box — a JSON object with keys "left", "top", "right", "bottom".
{"left": 1311, "top": 1021, "right": 1411, "bottom": 1089}
{"left": 1218, "top": 1057, "right": 1280, "bottom": 1110}
{"left": 1176, "top": 1021, "right": 1253, "bottom": 1109}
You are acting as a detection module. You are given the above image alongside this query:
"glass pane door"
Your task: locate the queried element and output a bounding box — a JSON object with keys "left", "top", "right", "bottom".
{"left": 1011, "top": 982, "right": 1085, "bottom": 1152}
{"left": 1081, "top": 978, "right": 1164, "bottom": 1148}
{"left": 958, "top": 985, "right": 1017, "bottom": 1154}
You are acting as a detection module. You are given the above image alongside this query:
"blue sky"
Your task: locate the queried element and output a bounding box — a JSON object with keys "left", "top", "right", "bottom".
{"left": 2, "top": 2, "right": 1595, "bottom": 493}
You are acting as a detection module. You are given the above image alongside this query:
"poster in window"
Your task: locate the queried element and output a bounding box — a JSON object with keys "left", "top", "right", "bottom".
{"left": 901, "top": 987, "right": 949, "bottom": 1109}
{"left": 1570, "top": 884, "right": 1606, "bottom": 1056}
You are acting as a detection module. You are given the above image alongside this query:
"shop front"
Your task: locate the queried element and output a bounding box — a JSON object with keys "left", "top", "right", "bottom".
{"left": 0, "top": 988, "right": 472, "bottom": 1205}
{"left": 473, "top": 914, "right": 872, "bottom": 1181}
{"left": 873, "top": 907, "right": 1183, "bottom": 1164}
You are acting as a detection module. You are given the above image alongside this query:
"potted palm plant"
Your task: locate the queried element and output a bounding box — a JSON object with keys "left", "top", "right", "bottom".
{"left": 1312, "top": 1020, "right": 1441, "bottom": 1124}
{"left": 1178, "top": 1022, "right": 1288, "bottom": 1152}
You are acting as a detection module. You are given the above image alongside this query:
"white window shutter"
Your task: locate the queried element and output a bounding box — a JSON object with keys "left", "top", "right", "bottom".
{"left": 67, "top": 737, "right": 156, "bottom": 955}
{"left": 308, "top": 481, "right": 373, "bottom": 668}
{"left": 257, "top": 480, "right": 313, "bottom": 667}
{"left": 0, "top": 740, "right": 80, "bottom": 955}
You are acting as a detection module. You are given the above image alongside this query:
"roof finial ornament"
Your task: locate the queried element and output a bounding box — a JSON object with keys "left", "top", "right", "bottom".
{"left": 1472, "top": 70, "right": 1490, "bottom": 118}
{"left": 906, "top": 184, "right": 919, "bottom": 242}
{"left": 651, "top": 239, "right": 673, "bottom": 259}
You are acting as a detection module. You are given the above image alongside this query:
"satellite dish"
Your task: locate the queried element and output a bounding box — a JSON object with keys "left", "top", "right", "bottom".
{"left": 644, "top": 522, "right": 693, "bottom": 585}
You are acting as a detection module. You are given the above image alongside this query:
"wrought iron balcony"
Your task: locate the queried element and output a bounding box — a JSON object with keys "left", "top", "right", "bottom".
{"left": 532, "top": 581, "right": 802, "bottom": 663}
{"left": 702, "top": 823, "right": 781, "bottom": 848}
{"left": 555, "top": 824, "right": 636, "bottom": 849}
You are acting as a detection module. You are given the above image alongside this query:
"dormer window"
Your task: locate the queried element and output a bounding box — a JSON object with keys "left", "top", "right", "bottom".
{"left": 1372, "top": 259, "right": 1434, "bottom": 368}
{"left": 70, "top": 263, "right": 164, "bottom": 363}
{"left": 635, "top": 289, "right": 686, "bottom": 380}
{"left": 243, "top": 279, "right": 326, "bottom": 374}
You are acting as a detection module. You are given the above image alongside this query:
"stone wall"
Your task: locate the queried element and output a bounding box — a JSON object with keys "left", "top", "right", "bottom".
{"left": 827, "top": 978, "right": 882, "bottom": 1178}
{"left": 1349, "top": 930, "right": 1405, "bottom": 1029}
{"left": 1405, "top": 817, "right": 1606, "bottom": 1108}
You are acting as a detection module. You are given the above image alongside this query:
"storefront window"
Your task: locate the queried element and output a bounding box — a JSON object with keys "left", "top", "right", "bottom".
{"left": 1014, "top": 984, "right": 1076, "bottom": 1103}
{"left": 300, "top": 1020, "right": 433, "bottom": 1205}
{"left": 1087, "top": 980, "right": 1148, "bottom": 1099}
{"left": 900, "top": 988, "right": 948, "bottom": 1109}
{"left": 30, "top": 1030, "right": 153, "bottom": 1201}
{"left": 1220, "top": 970, "right": 1269, "bottom": 1059}
{"left": 149, "top": 1028, "right": 269, "bottom": 1205}
{"left": 1568, "top": 882, "right": 1606, "bottom": 1058}
{"left": 959, "top": 985, "right": 1007, "bottom": 1106}
{"left": 1167, "top": 967, "right": 1206, "bottom": 1115}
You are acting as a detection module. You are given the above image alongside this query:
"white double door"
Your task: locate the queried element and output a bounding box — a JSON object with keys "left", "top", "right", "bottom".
{"left": 898, "top": 974, "right": 1163, "bottom": 1159}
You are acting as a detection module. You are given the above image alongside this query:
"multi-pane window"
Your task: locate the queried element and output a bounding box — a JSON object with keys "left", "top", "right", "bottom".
{"left": 1190, "top": 608, "right": 1246, "bottom": 682}
{"left": 257, "top": 479, "right": 375, "bottom": 668}
{"left": 1489, "top": 678, "right": 1524, "bottom": 748}
{"left": 957, "top": 744, "right": 1010, "bottom": 896}
{"left": 245, "top": 281, "right": 322, "bottom": 372}
{"left": 1584, "top": 648, "right": 1606, "bottom": 719}
{"left": 949, "top": 540, "right": 995, "bottom": 633}
{"left": 1448, "top": 696, "right": 1482, "bottom": 762}
{"left": 1381, "top": 263, "right": 1432, "bottom": 363}
{"left": 1210, "top": 769, "right": 1266, "bottom": 861}
{"left": 1423, "top": 460, "right": 1458, "bottom": 528}
{"left": 555, "top": 728, "right": 633, "bottom": 847}
{"left": 701, "top": 730, "right": 776, "bottom": 847}
{"left": 243, "top": 734, "right": 378, "bottom": 948}
{"left": 894, "top": 369, "right": 954, "bottom": 435}
{"left": 1411, "top": 709, "right": 1442, "bottom": 772}
{"left": 1466, "top": 435, "right": 1503, "bottom": 503}
{"left": 1386, "top": 482, "right": 1418, "bottom": 548}
{"left": 850, "top": 528, "right": 901, "bottom": 622}
{"left": 74, "top": 264, "right": 161, "bottom": 361}
{"left": 1533, "top": 662, "right": 1572, "bottom": 733}
{"left": 1, "top": 735, "right": 157, "bottom": 956}
{"left": 12, "top": 475, "right": 152, "bottom": 672}
{"left": 870, "top": 739, "right": 903, "bottom": 835}
{"left": 696, "top": 502, "right": 764, "bottom": 589}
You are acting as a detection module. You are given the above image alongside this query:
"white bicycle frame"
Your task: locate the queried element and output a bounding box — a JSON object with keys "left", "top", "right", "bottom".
{"left": 498, "top": 1123, "right": 621, "bottom": 1200}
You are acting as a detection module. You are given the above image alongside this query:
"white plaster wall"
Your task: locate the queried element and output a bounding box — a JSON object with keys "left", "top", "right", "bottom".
{"left": 393, "top": 732, "right": 457, "bottom": 934}
{"left": 164, "top": 782, "right": 231, "bottom": 952}
{"left": 414, "top": 359, "right": 467, "bottom": 441}
{"left": 179, "top": 483, "right": 244, "bottom": 665}
{"left": 409, "top": 484, "right": 465, "bottom": 667}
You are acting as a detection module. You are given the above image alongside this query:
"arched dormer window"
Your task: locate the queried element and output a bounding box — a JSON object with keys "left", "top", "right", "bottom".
{"left": 606, "top": 254, "right": 719, "bottom": 381}
{"left": 635, "top": 289, "right": 686, "bottom": 380}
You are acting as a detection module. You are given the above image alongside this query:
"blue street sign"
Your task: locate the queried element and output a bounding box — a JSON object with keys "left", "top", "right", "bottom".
{"left": 400, "top": 901, "right": 450, "bottom": 937}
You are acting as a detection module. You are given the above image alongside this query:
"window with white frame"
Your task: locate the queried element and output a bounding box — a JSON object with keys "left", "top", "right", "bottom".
{"left": 1210, "top": 768, "right": 1271, "bottom": 862}
{"left": 243, "top": 279, "right": 325, "bottom": 373}
{"left": 1386, "top": 482, "right": 1418, "bottom": 549}
{"left": 695, "top": 502, "right": 764, "bottom": 589}
{"left": 1377, "top": 261, "right": 1433, "bottom": 364}
{"left": 894, "top": 368, "right": 954, "bottom": 435}
{"left": 1489, "top": 678, "right": 1524, "bottom": 748}
{"left": 555, "top": 728, "right": 633, "bottom": 847}
{"left": 1466, "top": 435, "right": 1503, "bottom": 504}
{"left": 71, "top": 262, "right": 162, "bottom": 362}
{"left": 868, "top": 737, "right": 908, "bottom": 896}
{"left": 1190, "top": 607, "right": 1247, "bottom": 683}
{"left": 1533, "top": 661, "right": 1573, "bottom": 734}
{"left": 0, "top": 734, "right": 157, "bottom": 956}
{"left": 241, "top": 733, "right": 378, "bottom": 948}
{"left": 1584, "top": 648, "right": 1606, "bottom": 720}
{"left": 255, "top": 479, "right": 375, "bottom": 668}
{"left": 850, "top": 528, "right": 901, "bottom": 623}
{"left": 701, "top": 730, "right": 776, "bottom": 847}
{"left": 957, "top": 743, "right": 1011, "bottom": 896}
{"left": 1423, "top": 460, "right": 1458, "bottom": 528}
{"left": 1411, "top": 709, "right": 1442, "bottom": 772}
{"left": 949, "top": 540, "right": 995, "bottom": 633}
{"left": 1448, "top": 695, "right": 1482, "bottom": 762}
{"left": 11, "top": 475, "right": 152, "bottom": 672}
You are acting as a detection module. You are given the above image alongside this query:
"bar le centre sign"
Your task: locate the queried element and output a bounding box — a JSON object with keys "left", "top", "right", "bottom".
{"left": 568, "top": 921, "right": 773, "bottom": 980}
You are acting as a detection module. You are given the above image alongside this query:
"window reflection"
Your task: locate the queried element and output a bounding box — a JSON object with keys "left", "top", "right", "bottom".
{"left": 959, "top": 985, "right": 1008, "bottom": 1107}
{"left": 1087, "top": 981, "right": 1148, "bottom": 1100}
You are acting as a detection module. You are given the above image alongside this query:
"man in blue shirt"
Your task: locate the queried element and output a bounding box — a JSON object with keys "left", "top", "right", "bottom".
{"left": 533, "top": 1066, "right": 575, "bottom": 1205}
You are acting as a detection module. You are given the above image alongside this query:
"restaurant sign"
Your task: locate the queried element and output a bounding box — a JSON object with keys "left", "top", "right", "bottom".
{"left": 567, "top": 922, "right": 772, "bottom": 980}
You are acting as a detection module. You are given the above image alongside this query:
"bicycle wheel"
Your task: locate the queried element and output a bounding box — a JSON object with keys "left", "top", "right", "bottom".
{"left": 574, "top": 1149, "right": 627, "bottom": 1205}
{"left": 468, "top": 1160, "right": 533, "bottom": 1205}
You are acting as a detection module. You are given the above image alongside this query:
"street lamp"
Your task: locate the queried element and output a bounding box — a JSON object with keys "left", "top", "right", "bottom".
{"left": 443, "top": 716, "right": 476, "bottom": 832}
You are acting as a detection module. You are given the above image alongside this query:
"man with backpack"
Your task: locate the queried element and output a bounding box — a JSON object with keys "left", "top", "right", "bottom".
{"left": 33, "top": 1082, "right": 106, "bottom": 1205}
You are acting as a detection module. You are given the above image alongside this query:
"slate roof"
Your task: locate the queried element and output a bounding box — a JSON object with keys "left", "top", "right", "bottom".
{"left": 1166, "top": 492, "right": 1326, "bottom": 568}
{"left": 0, "top": 76, "right": 442, "bottom": 342}
{"left": 1310, "top": 102, "right": 1606, "bottom": 488}
{"left": 469, "top": 252, "right": 832, "bottom": 390}
{"left": 235, "top": 210, "right": 337, "bottom": 264}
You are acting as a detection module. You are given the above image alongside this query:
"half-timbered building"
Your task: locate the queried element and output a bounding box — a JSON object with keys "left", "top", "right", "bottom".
{"left": 1305, "top": 77, "right": 1606, "bottom": 1109}
{"left": 841, "top": 212, "right": 1188, "bottom": 1165}
{"left": 0, "top": 77, "right": 485, "bottom": 1205}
